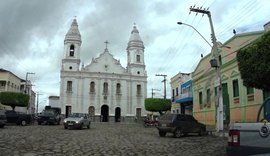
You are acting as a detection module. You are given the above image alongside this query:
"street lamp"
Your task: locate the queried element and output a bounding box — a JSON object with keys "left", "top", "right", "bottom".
{"left": 177, "top": 22, "right": 212, "bottom": 47}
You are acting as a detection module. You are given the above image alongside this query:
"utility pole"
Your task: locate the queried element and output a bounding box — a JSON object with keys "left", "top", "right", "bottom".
{"left": 36, "top": 92, "right": 43, "bottom": 114}
{"left": 156, "top": 74, "right": 167, "bottom": 99}
{"left": 25, "top": 72, "right": 35, "bottom": 94}
{"left": 190, "top": 6, "right": 223, "bottom": 132}
{"left": 151, "top": 88, "right": 160, "bottom": 98}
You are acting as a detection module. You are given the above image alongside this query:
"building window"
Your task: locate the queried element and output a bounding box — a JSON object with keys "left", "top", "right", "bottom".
{"left": 103, "top": 82, "right": 108, "bottom": 94}
{"left": 176, "top": 87, "right": 179, "bottom": 96}
{"left": 136, "top": 55, "right": 140, "bottom": 62}
{"left": 172, "top": 89, "right": 175, "bottom": 100}
{"left": 116, "top": 83, "right": 121, "bottom": 94}
{"left": 233, "top": 79, "right": 239, "bottom": 97}
{"left": 137, "top": 84, "right": 141, "bottom": 95}
{"left": 90, "top": 81, "right": 95, "bottom": 93}
{"left": 67, "top": 81, "right": 72, "bottom": 92}
{"left": 247, "top": 86, "right": 254, "bottom": 95}
{"left": 70, "top": 45, "right": 75, "bottom": 56}
{"left": 206, "top": 89, "right": 211, "bottom": 104}
{"left": 199, "top": 91, "right": 203, "bottom": 105}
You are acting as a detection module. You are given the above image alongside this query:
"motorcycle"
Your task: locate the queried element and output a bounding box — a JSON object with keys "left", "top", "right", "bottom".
{"left": 143, "top": 117, "right": 158, "bottom": 127}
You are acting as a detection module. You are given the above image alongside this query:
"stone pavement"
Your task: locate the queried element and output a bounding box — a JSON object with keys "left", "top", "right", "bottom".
{"left": 0, "top": 123, "right": 227, "bottom": 156}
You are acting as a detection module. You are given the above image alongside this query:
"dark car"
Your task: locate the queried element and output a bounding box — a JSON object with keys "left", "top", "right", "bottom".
{"left": 156, "top": 114, "right": 206, "bottom": 138}
{"left": 37, "top": 109, "right": 61, "bottom": 125}
{"left": 5, "top": 110, "right": 32, "bottom": 126}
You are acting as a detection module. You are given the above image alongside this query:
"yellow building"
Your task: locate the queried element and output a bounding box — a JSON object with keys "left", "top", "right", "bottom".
{"left": 192, "top": 22, "right": 270, "bottom": 126}
{"left": 170, "top": 72, "right": 192, "bottom": 114}
{"left": 0, "top": 68, "right": 36, "bottom": 113}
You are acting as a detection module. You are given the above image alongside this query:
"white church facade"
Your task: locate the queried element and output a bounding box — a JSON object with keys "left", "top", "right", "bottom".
{"left": 60, "top": 19, "right": 147, "bottom": 122}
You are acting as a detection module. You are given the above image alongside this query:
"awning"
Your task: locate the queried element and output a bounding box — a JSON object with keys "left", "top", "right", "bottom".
{"left": 176, "top": 97, "right": 193, "bottom": 103}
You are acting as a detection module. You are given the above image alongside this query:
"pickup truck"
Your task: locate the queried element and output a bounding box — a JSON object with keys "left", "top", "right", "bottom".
{"left": 5, "top": 110, "right": 32, "bottom": 126}
{"left": 37, "top": 106, "right": 61, "bottom": 125}
{"left": 227, "top": 97, "right": 270, "bottom": 155}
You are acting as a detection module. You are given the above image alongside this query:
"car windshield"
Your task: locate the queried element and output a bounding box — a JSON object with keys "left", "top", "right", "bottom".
{"left": 40, "top": 111, "right": 54, "bottom": 116}
{"left": 159, "top": 114, "right": 174, "bottom": 121}
{"left": 69, "top": 113, "right": 84, "bottom": 118}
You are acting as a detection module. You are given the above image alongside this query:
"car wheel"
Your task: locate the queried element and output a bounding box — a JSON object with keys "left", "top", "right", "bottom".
{"left": 199, "top": 128, "right": 205, "bottom": 136}
{"left": 79, "top": 123, "right": 83, "bottom": 130}
{"left": 174, "top": 128, "right": 182, "bottom": 138}
{"left": 21, "top": 120, "right": 27, "bottom": 126}
{"left": 159, "top": 131, "right": 166, "bottom": 137}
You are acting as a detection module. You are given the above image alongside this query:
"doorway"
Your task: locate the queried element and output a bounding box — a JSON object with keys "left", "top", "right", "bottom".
{"left": 222, "top": 83, "right": 230, "bottom": 127}
{"left": 65, "top": 106, "right": 71, "bottom": 118}
{"left": 101, "top": 105, "right": 109, "bottom": 122}
{"left": 115, "top": 107, "right": 121, "bottom": 122}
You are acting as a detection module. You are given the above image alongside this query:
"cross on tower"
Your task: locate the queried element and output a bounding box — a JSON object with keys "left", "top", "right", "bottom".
{"left": 104, "top": 40, "right": 109, "bottom": 49}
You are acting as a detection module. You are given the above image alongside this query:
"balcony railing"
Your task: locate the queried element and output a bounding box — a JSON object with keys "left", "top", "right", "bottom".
{"left": 179, "top": 91, "right": 193, "bottom": 100}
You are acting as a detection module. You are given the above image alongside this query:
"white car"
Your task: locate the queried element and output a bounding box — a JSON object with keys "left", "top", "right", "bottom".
{"left": 63, "top": 113, "right": 91, "bottom": 130}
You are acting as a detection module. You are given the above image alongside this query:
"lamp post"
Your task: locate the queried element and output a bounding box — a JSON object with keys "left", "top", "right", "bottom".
{"left": 177, "top": 22, "right": 212, "bottom": 47}
{"left": 177, "top": 7, "right": 224, "bottom": 132}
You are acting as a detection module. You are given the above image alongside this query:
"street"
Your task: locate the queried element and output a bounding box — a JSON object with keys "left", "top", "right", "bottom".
{"left": 0, "top": 123, "right": 227, "bottom": 156}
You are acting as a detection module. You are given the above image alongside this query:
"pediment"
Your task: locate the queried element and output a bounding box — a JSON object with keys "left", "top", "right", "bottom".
{"left": 84, "top": 51, "right": 126, "bottom": 74}
{"left": 230, "top": 70, "right": 239, "bottom": 78}
{"left": 221, "top": 74, "right": 229, "bottom": 81}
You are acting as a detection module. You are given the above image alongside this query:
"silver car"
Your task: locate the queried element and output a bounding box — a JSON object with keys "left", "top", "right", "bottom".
{"left": 63, "top": 113, "right": 91, "bottom": 129}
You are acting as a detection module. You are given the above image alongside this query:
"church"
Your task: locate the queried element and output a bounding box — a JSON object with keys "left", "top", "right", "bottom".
{"left": 59, "top": 19, "right": 147, "bottom": 122}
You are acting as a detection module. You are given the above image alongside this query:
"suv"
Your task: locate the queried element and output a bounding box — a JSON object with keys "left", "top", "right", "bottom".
{"left": 156, "top": 114, "right": 206, "bottom": 138}
{"left": 0, "top": 109, "right": 7, "bottom": 128}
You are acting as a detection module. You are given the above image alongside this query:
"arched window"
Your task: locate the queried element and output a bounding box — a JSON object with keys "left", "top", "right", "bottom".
{"left": 90, "top": 81, "right": 95, "bottom": 93}
{"left": 103, "top": 82, "right": 108, "bottom": 94}
{"left": 116, "top": 83, "right": 121, "bottom": 94}
{"left": 69, "top": 45, "right": 75, "bottom": 56}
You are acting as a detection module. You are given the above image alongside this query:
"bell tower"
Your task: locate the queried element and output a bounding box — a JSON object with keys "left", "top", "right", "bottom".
{"left": 126, "top": 24, "right": 146, "bottom": 76}
{"left": 62, "top": 18, "right": 82, "bottom": 71}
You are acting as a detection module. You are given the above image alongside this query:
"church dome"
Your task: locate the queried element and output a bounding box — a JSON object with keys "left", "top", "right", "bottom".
{"left": 127, "top": 24, "right": 144, "bottom": 49}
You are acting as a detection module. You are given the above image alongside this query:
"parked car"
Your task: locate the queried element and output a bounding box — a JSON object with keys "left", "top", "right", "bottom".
{"left": 37, "top": 107, "right": 61, "bottom": 125}
{"left": 63, "top": 113, "right": 91, "bottom": 130}
{"left": 227, "top": 97, "right": 270, "bottom": 155}
{"left": 156, "top": 114, "right": 206, "bottom": 138}
{"left": 5, "top": 110, "right": 32, "bottom": 126}
{"left": 0, "top": 109, "right": 7, "bottom": 128}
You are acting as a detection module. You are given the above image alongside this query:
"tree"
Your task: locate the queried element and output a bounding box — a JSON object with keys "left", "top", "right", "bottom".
{"left": 237, "top": 31, "right": 270, "bottom": 92}
{"left": 145, "top": 98, "right": 171, "bottom": 115}
{"left": 0, "top": 92, "right": 29, "bottom": 110}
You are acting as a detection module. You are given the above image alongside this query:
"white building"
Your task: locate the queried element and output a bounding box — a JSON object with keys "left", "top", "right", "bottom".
{"left": 60, "top": 19, "right": 147, "bottom": 122}
{"left": 48, "top": 96, "right": 60, "bottom": 108}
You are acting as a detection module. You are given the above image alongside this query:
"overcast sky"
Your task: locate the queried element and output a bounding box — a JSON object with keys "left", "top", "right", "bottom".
{"left": 0, "top": 0, "right": 269, "bottom": 112}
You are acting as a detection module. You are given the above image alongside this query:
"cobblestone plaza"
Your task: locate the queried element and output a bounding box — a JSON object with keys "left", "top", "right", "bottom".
{"left": 0, "top": 123, "right": 227, "bottom": 156}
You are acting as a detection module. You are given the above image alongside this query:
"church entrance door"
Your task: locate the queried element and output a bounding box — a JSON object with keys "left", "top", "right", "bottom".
{"left": 101, "top": 105, "right": 109, "bottom": 122}
{"left": 115, "top": 107, "right": 121, "bottom": 122}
